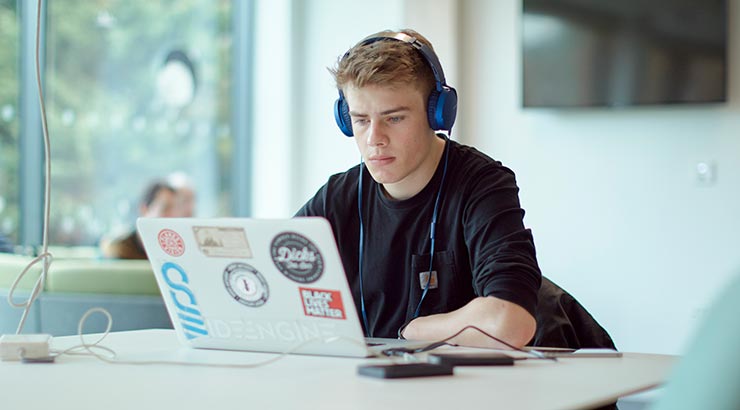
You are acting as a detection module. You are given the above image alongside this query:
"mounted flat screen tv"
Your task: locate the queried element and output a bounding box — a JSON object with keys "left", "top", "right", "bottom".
{"left": 522, "top": 0, "right": 727, "bottom": 108}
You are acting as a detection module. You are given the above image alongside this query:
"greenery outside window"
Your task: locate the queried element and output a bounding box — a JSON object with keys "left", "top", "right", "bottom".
{"left": 2, "top": 0, "right": 251, "bottom": 251}
{"left": 43, "top": 1, "right": 236, "bottom": 246}
{"left": 0, "top": 0, "right": 19, "bottom": 250}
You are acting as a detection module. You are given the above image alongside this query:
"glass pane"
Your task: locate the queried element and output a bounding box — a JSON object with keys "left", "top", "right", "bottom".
{"left": 0, "top": 0, "right": 19, "bottom": 252}
{"left": 45, "top": 0, "right": 233, "bottom": 246}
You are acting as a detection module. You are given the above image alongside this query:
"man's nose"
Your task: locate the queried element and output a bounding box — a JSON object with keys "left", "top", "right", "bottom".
{"left": 366, "top": 120, "right": 388, "bottom": 147}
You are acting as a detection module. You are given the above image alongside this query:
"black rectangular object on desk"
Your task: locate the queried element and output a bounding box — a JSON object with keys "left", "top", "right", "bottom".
{"left": 427, "top": 352, "right": 515, "bottom": 367}
{"left": 357, "top": 363, "right": 453, "bottom": 379}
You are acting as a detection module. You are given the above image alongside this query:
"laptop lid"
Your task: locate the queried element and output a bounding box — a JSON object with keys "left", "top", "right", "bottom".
{"left": 137, "top": 216, "right": 377, "bottom": 358}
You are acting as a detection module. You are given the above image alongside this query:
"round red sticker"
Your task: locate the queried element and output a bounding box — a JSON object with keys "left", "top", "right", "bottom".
{"left": 158, "top": 229, "right": 185, "bottom": 257}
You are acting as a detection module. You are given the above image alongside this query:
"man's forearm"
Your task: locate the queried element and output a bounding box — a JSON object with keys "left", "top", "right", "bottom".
{"left": 401, "top": 296, "right": 536, "bottom": 349}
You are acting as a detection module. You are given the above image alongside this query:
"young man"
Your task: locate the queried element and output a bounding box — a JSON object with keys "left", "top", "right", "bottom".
{"left": 296, "top": 29, "right": 541, "bottom": 349}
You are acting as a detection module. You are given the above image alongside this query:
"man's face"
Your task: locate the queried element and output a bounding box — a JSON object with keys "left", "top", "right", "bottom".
{"left": 173, "top": 187, "right": 195, "bottom": 217}
{"left": 141, "top": 189, "right": 176, "bottom": 218}
{"left": 344, "top": 83, "right": 440, "bottom": 200}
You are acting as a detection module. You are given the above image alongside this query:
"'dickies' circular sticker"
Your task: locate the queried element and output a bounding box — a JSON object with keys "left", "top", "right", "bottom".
{"left": 223, "top": 262, "right": 269, "bottom": 307}
{"left": 270, "top": 232, "right": 324, "bottom": 283}
{"left": 158, "top": 229, "right": 185, "bottom": 257}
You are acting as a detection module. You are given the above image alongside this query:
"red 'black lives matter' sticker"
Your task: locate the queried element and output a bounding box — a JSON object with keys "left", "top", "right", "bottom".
{"left": 299, "top": 287, "right": 346, "bottom": 320}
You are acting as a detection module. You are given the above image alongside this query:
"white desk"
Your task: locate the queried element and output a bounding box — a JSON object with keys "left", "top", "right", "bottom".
{"left": 0, "top": 329, "right": 674, "bottom": 410}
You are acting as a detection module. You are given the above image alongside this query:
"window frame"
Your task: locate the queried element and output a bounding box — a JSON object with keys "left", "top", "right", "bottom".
{"left": 18, "top": 0, "right": 43, "bottom": 249}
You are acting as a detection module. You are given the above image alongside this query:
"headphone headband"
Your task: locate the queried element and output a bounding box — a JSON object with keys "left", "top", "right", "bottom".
{"left": 353, "top": 32, "right": 448, "bottom": 88}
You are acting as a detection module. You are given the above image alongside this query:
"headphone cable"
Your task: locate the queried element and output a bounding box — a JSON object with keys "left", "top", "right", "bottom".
{"left": 357, "top": 161, "right": 371, "bottom": 337}
{"left": 413, "top": 135, "right": 451, "bottom": 319}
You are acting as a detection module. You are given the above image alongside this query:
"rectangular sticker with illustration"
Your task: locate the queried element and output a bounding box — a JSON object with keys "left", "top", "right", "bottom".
{"left": 193, "top": 226, "right": 253, "bottom": 258}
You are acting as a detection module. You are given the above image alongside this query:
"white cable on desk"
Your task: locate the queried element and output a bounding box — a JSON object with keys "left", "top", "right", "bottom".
{"left": 50, "top": 307, "right": 404, "bottom": 368}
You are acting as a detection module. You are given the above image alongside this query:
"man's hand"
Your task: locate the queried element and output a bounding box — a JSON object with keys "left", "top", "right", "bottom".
{"left": 401, "top": 296, "right": 536, "bottom": 349}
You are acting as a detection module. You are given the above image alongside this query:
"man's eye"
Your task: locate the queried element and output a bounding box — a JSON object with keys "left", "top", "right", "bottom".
{"left": 388, "top": 116, "right": 404, "bottom": 123}
{"left": 352, "top": 118, "right": 369, "bottom": 126}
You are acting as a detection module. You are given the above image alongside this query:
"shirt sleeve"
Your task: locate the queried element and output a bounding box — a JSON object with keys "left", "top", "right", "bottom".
{"left": 463, "top": 164, "right": 541, "bottom": 317}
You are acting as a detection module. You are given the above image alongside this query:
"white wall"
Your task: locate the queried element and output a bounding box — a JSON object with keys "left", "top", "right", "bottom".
{"left": 252, "top": 0, "right": 740, "bottom": 354}
{"left": 457, "top": 0, "right": 740, "bottom": 354}
{"left": 251, "top": 0, "right": 296, "bottom": 217}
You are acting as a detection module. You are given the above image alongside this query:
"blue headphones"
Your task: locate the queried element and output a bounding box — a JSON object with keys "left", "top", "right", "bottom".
{"left": 333, "top": 32, "right": 458, "bottom": 136}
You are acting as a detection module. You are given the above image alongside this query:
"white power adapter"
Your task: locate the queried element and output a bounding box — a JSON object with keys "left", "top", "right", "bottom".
{"left": 0, "top": 334, "right": 52, "bottom": 361}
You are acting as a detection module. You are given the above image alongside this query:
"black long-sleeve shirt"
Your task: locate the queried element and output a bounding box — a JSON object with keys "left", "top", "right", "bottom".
{"left": 296, "top": 139, "right": 541, "bottom": 338}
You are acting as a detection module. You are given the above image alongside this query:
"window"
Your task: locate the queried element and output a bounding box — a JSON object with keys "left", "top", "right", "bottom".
{"left": 0, "top": 0, "right": 19, "bottom": 249}
{"left": 43, "top": 1, "right": 238, "bottom": 246}
{"left": 2, "top": 0, "right": 251, "bottom": 250}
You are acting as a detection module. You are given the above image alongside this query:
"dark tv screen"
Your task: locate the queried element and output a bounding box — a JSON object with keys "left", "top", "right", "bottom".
{"left": 522, "top": 0, "right": 727, "bottom": 107}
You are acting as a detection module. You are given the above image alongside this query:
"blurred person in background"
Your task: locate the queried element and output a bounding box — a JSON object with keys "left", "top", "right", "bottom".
{"left": 167, "top": 171, "right": 196, "bottom": 218}
{"left": 99, "top": 180, "right": 176, "bottom": 259}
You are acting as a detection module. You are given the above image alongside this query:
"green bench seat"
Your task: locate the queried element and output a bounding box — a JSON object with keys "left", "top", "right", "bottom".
{"left": 0, "top": 252, "right": 171, "bottom": 336}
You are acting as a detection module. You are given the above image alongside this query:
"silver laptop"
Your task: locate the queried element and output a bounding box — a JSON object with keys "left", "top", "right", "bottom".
{"left": 137, "top": 217, "right": 426, "bottom": 358}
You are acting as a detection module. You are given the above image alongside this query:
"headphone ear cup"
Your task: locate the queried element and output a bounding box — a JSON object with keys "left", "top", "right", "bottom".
{"left": 334, "top": 96, "right": 354, "bottom": 137}
{"left": 427, "top": 86, "right": 458, "bottom": 132}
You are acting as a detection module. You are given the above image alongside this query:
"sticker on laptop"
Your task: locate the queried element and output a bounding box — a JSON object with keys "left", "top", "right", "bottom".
{"left": 270, "top": 232, "right": 324, "bottom": 283}
{"left": 299, "top": 287, "right": 346, "bottom": 320}
{"left": 223, "top": 262, "right": 269, "bottom": 307}
{"left": 160, "top": 261, "right": 209, "bottom": 340}
{"left": 193, "top": 226, "right": 253, "bottom": 258}
{"left": 158, "top": 229, "right": 185, "bottom": 257}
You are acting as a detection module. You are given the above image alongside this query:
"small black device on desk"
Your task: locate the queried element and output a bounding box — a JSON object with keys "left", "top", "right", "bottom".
{"left": 357, "top": 363, "right": 454, "bottom": 379}
{"left": 427, "top": 352, "right": 515, "bottom": 367}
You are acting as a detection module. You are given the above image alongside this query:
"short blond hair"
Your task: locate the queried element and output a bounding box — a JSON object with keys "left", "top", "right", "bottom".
{"left": 330, "top": 29, "right": 436, "bottom": 98}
